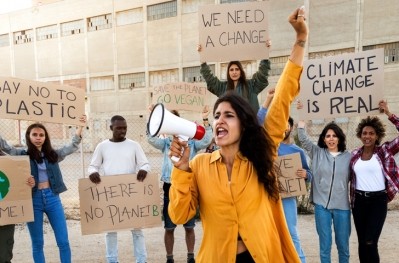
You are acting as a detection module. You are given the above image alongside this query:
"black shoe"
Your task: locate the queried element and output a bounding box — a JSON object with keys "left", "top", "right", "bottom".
{"left": 187, "top": 258, "right": 195, "bottom": 263}
{"left": 166, "top": 259, "right": 174, "bottom": 263}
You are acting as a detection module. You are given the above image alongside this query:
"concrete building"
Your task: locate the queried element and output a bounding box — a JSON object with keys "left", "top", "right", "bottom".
{"left": 0, "top": 0, "right": 398, "bottom": 150}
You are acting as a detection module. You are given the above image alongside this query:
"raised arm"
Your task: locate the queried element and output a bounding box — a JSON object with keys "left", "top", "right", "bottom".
{"left": 265, "top": 6, "right": 308, "bottom": 159}
{"left": 56, "top": 115, "right": 87, "bottom": 161}
{"left": 193, "top": 105, "right": 213, "bottom": 151}
{"left": 379, "top": 100, "right": 399, "bottom": 155}
{"left": 297, "top": 120, "right": 317, "bottom": 159}
{"left": 257, "top": 87, "right": 275, "bottom": 124}
{"left": 288, "top": 6, "right": 308, "bottom": 66}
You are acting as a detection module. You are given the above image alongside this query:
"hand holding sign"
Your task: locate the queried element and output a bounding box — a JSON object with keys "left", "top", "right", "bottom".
{"left": 75, "top": 114, "right": 87, "bottom": 137}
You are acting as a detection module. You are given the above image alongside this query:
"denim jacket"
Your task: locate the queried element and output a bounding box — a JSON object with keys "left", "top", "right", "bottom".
{"left": 0, "top": 134, "right": 82, "bottom": 194}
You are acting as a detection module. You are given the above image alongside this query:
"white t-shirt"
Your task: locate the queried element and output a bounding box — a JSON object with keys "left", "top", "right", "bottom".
{"left": 88, "top": 139, "right": 150, "bottom": 176}
{"left": 354, "top": 154, "right": 385, "bottom": 191}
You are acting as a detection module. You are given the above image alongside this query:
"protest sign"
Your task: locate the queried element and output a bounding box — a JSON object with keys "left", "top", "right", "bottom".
{"left": 0, "top": 76, "right": 85, "bottom": 126}
{"left": 298, "top": 49, "right": 384, "bottom": 120}
{"left": 275, "top": 152, "right": 307, "bottom": 198}
{"left": 198, "top": 1, "right": 269, "bottom": 62}
{"left": 152, "top": 82, "right": 207, "bottom": 111}
{"left": 0, "top": 156, "right": 33, "bottom": 225}
{"left": 79, "top": 174, "right": 161, "bottom": 235}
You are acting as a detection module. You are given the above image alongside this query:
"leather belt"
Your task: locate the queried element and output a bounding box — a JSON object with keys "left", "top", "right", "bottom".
{"left": 355, "top": 189, "right": 386, "bottom": 197}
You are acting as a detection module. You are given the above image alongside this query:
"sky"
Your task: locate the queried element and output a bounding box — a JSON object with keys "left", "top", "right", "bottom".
{"left": 0, "top": 0, "right": 32, "bottom": 15}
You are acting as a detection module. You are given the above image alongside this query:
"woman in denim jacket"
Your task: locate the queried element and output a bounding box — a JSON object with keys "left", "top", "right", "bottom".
{"left": 0, "top": 115, "right": 86, "bottom": 263}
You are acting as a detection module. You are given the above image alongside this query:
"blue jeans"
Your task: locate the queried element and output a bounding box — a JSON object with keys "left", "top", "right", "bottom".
{"left": 282, "top": 197, "right": 306, "bottom": 263}
{"left": 314, "top": 204, "right": 351, "bottom": 263}
{"left": 105, "top": 229, "right": 147, "bottom": 263}
{"left": 27, "top": 188, "right": 71, "bottom": 263}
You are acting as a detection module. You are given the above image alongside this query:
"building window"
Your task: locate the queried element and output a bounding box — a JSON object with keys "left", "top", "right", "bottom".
{"left": 88, "top": 14, "right": 112, "bottom": 32}
{"left": 149, "top": 69, "right": 179, "bottom": 86}
{"left": 14, "top": 29, "right": 34, "bottom": 45}
{"left": 221, "top": 0, "right": 255, "bottom": 3}
{"left": 185, "top": 64, "right": 215, "bottom": 82}
{"left": 182, "top": 0, "right": 211, "bottom": 14}
{"left": 36, "top": 24, "right": 58, "bottom": 41}
{"left": 117, "top": 8, "right": 143, "bottom": 26}
{"left": 147, "top": 1, "right": 177, "bottom": 21}
{"left": 61, "top": 20, "right": 84, "bottom": 36}
{"left": 183, "top": 66, "right": 202, "bottom": 82}
{"left": 119, "top": 73, "right": 146, "bottom": 89}
{"left": 268, "top": 56, "right": 290, "bottom": 76}
{"left": 308, "top": 48, "right": 355, "bottom": 60}
{"left": 364, "top": 42, "right": 399, "bottom": 64}
{"left": 0, "top": 34, "right": 9, "bottom": 47}
{"left": 90, "top": 76, "right": 114, "bottom": 91}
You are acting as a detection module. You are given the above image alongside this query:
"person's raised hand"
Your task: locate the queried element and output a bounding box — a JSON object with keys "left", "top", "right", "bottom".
{"left": 202, "top": 105, "right": 210, "bottom": 119}
{"left": 76, "top": 114, "right": 87, "bottom": 137}
{"left": 288, "top": 6, "right": 308, "bottom": 43}
{"left": 296, "top": 99, "right": 304, "bottom": 110}
{"left": 197, "top": 44, "right": 202, "bottom": 52}
{"left": 267, "top": 87, "right": 275, "bottom": 99}
{"left": 379, "top": 99, "right": 392, "bottom": 117}
{"left": 148, "top": 104, "right": 154, "bottom": 113}
{"left": 266, "top": 39, "right": 272, "bottom": 48}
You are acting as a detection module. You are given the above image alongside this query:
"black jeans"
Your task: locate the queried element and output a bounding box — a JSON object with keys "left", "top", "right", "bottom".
{"left": 352, "top": 192, "right": 387, "bottom": 263}
{"left": 0, "top": 224, "right": 15, "bottom": 263}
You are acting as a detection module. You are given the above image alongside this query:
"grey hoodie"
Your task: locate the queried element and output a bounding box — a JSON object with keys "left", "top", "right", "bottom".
{"left": 298, "top": 128, "right": 351, "bottom": 210}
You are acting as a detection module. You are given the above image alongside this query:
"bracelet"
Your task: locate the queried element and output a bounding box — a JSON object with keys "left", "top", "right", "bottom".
{"left": 203, "top": 118, "right": 208, "bottom": 121}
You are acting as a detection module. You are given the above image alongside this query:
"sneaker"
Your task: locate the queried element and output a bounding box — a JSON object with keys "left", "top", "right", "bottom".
{"left": 187, "top": 258, "right": 195, "bottom": 263}
{"left": 166, "top": 259, "right": 174, "bottom": 263}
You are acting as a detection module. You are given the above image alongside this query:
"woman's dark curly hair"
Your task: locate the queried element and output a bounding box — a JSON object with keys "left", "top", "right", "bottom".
{"left": 25, "top": 123, "right": 58, "bottom": 163}
{"left": 356, "top": 116, "right": 385, "bottom": 145}
{"left": 317, "top": 122, "right": 347, "bottom": 152}
{"left": 226, "top": 61, "right": 249, "bottom": 100}
{"left": 213, "top": 92, "right": 279, "bottom": 202}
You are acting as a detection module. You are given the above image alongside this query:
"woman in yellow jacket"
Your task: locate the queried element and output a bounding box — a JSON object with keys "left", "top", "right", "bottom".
{"left": 168, "top": 6, "right": 308, "bottom": 263}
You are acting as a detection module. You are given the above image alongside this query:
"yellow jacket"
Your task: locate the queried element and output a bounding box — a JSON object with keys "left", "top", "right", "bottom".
{"left": 169, "top": 60, "right": 302, "bottom": 262}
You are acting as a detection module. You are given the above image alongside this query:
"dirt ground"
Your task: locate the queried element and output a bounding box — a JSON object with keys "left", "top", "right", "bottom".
{"left": 11, "top": 204, "right": 399, "bottom": 263}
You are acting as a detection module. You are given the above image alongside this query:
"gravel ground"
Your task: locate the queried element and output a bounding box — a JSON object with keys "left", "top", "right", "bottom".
{"left": 11, "top": 208, "right": 399, "bottom": 263}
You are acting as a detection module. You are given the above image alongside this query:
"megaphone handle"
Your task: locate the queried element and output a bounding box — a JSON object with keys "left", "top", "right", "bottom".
{"left": 170, "top": 135, "right": 188, "bottom": 163}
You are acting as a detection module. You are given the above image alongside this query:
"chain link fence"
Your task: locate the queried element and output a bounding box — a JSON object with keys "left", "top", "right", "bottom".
{"left": 1, "top": 114, "right": 398, "bottom": 217}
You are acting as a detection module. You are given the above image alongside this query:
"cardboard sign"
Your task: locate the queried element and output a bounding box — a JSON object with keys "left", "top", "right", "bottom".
{"left": 78, "top": 174, "right": 161, "bottom": 235}
{"left": 298, "top": 49, "right": 384, "bottom": 120}
{"left": 275, "top": 153, "right": 307, "bottom": 198}
{"left": 198, "top": 1, "right": 269, "bottom": 62}
{"left": 151, "top": 82, "right": 207, "bottom": 111}
{"left": 0, "top": 156, "right": 33, "bottom": 225}
{"left": 0, "top": 76, "right": 85, "bottom": 126}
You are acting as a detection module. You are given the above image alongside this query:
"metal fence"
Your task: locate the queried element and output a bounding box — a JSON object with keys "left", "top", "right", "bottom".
{"left": 1, "top": 114, "right": 398, "bottom": 216}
